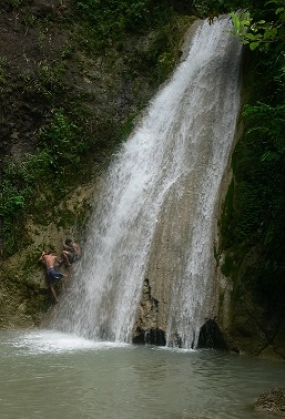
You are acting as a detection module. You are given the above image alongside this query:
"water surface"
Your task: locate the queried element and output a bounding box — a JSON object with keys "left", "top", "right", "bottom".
{"left": 1, "top": 329, "right": 284, "bottom": 419}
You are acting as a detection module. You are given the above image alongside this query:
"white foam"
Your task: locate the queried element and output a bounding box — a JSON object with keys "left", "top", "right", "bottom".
{"left": 11, "top": 329, "right": 130, "bottom": 355}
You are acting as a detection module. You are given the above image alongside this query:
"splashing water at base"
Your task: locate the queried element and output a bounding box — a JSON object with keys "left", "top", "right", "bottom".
{"left": 50, "top": 17, "right": 242, "bottom": 348}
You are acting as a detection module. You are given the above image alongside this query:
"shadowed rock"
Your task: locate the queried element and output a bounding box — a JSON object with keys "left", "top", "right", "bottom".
{"left": 133, "top": 326, "right": 166, "bottom": 346}
{"left": 197, "top": 318, "right": 228, "bottom": 350}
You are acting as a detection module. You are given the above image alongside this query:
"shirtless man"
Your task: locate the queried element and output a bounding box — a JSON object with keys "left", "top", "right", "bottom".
{"left": 61, "top": 238, "right": 82, "bottom": 267}
{"left": 38, "top": 250, "right": 67, "bottom": 303}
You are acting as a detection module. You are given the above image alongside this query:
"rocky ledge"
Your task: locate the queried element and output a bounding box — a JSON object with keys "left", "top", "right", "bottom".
{"left": 255, "top": 388, "right": 285, "bottom": 415}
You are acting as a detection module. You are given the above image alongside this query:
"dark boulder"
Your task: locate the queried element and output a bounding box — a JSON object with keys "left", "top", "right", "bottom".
{"left": 197, "top": 318, "right": 228, "bottom": 350}
{"left": 133, "top": 327, "right": 166, "bottom": 346}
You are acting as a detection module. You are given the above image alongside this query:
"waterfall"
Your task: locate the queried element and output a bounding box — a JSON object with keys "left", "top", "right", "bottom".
{"left": 50, "top": 17, "right": 242, "bottom": 349}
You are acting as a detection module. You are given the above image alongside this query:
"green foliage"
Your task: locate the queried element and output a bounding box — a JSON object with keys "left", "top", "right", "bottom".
{"left": 243, "top": 102, "right": 285, "bottom": 152}
{"left": 0, "top": 110, "right": 87, "bottom": 256}
{"left": 218, "top": 0, "right": 285, "bottom": 307}
{"left": 0, "top": 159, "right": 34, "bottom": 255}
{"left": 38, "top": 109, "right": 85, "bottom": 174}
{"left": 222, "top": 98, "right": 285, "bottom": 280}
{"left": 231, "top": 1, "right": 285, "bottom": 51}
{"left": 23, "top": 52, "right": 71, "bottom": 97}
{"left": 0, "top": 0, "right": 32, "bottom": 11}
{"left": 124, "top": 15, "right": 194, "bottom": 88}
{"left": 192, "top": 0, "right": 247, "bottom": 18}
{"left": 1, "top": 180, "right": 26, "bottom": 217}
{"left": 240, "top": 102, "right": 285, "bottom": 245}
{"left": 221, "top": 85, "right": 285, "bottom": 302}
{"left": 74, "top": 0, "right": 174, "bottom": 48}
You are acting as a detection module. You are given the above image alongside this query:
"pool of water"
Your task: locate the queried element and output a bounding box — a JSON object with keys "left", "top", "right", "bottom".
{"left": 0, "top": 329, "right": 284, "bottom": 419}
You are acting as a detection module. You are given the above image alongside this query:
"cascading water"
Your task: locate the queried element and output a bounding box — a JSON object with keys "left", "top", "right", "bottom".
{"left": 50, "top": 17, "right": 242, "bottom": 349}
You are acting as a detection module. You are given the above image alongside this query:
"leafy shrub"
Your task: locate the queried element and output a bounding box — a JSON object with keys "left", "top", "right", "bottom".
{"left": 0, "top": 109, "right": 86, "bottom": 256}
{"left": 38, "top": 109, "right": 85, "bottom": 175}
{"left": 221, "top": 68, "right": 285, "bottom": 305}
{"left": 74, "top": 0, "right": 173, "bottom": 48}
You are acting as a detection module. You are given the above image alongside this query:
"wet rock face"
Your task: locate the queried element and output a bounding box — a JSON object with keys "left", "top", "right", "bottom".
{"left": 132, "top": 278, "right": 166, "bottom": 346}
{"left": 197, "top": 318, "right": 228, "bottom": 351}
{"left": 255, "top": 388, "right": 285, "bottom": 415}
{"left": 132, "top": 282, "right": 229, "bottom": 349}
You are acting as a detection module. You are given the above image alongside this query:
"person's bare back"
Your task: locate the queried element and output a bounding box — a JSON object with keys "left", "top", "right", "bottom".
{"left": 38, "top": 251, "right": 59, "bottom": 269}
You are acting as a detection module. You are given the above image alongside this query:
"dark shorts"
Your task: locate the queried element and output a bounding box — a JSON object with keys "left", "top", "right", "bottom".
{"left": 46, "top": 268, "right": 64, "bottom": 285}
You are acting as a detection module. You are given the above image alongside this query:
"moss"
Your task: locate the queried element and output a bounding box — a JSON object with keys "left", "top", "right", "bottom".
{"left": 218, "top": 292, "right": 225, "bottom": 311}
{"left": 220, "top": 252, "right": 234, "bottom": 277}
{"left": 231, "top": 284, "right": 243, "bottom": 303}
{"left": 219, "top": 179, "right": 235, "bottom": 250}
{"left": 56, "top": 211, "right": 76, "bottom": 229}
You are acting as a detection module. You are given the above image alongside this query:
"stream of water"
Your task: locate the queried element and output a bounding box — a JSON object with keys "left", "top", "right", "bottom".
{"left": 50, "top": 17, "right": 242, "bottom": 348}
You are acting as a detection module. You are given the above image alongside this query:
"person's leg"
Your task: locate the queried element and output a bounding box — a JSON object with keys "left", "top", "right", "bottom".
{"left": 61, "top": 274, "right": 68, "bottom": 290}
{"left": 50, "top": 285, "right": 59, "bottom": 303}
{"left": 61, "top": 251, "right": 72, "bottom": 267}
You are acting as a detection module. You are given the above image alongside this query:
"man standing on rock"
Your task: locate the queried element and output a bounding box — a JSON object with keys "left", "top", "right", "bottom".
{"left": 38, "top": 250, "right": 67, "bottom": 303}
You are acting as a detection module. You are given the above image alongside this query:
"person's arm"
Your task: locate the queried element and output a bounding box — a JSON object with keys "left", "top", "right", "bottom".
{"left": 38, "top": 252, "right": 46, "bottom": 262}
{"left": 63, "top": 245, "right": 73, "bottom": 252}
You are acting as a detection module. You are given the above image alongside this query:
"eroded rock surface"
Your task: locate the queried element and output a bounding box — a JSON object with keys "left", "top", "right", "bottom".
{"left": 255, "top": 388, "right": 285, "bottom": 415}
{"left": 132, "top": 278, "right": 166, "bottom": 346}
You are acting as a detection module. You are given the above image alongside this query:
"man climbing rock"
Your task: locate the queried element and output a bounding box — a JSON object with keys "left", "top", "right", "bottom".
{"left": 38, "top": 250, "right": 67, "bottom": 303}
{"left": 61, "top": 238, "right": 82, "bottom": 267}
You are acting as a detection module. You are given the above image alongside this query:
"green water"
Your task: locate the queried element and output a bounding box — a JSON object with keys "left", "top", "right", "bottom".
{"left": 0, "top": 329, "right": 284, "bottom": 419}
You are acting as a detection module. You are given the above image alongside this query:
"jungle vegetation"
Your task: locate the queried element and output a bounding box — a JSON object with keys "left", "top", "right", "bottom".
{"left": 219, "top": 0, "right": 285, "bottom": 310}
